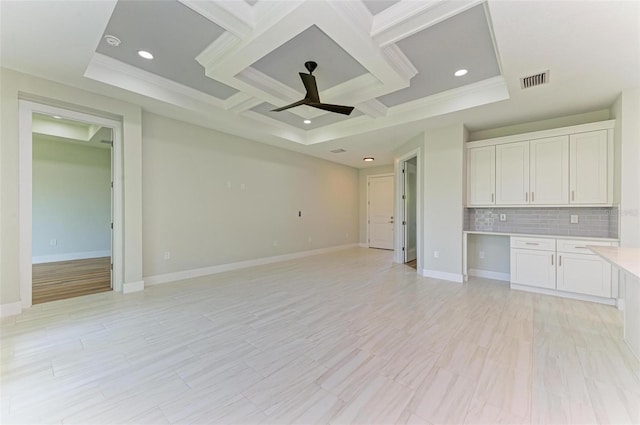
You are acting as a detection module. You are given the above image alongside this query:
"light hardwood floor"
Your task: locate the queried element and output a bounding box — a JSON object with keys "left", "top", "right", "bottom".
{"left": 2, "top": 248, "right": 639, "bottom": 424}
{"left": 32, "top": 257, "right": 112, "bottom": 304}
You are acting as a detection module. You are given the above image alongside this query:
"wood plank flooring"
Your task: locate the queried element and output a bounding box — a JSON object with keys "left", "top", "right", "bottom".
{"left": 32, "top": 257, "right": 111, "bottom": 305}
{"left": 3, "top": 248, "right": 639, "bottom": 424}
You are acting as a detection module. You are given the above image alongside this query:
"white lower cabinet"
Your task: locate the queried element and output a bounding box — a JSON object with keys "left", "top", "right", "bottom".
{"left": 511, "top": 248, "right": 556, "bottom": 289}
{"left": 510, "top": 236, "right": 615, "bottom": 299}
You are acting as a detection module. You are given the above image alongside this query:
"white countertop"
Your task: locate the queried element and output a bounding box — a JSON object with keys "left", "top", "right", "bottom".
{"left": 463, "top": 230, "right": 619, "bottom": 242}
{"left": 588, "top": 246, "right": 640, "bottom": 280}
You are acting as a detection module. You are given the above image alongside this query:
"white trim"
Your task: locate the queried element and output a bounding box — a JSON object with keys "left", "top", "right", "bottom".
{"left": 144, "top": 244, "right": 359, "bottom": 286}
{"left": 468, "top": 268, "right": 510, "bottom": 282}
{"left": 510, "top": 283, "right": 616, "bottom": 306}
{"left": 617, "top": 298, "right": 625, "bottom": 311}
{"left": 122, "top": 280, "right": 145, "bottom": 294}
{"left": 466, "top": 119, "right": 616, "bottom": 148}
{"left": 421, "top": 269, "right": 464, "bottom": 283}
{"left": 394, "top": 148, "right": 421, "bottom": 272}
{"left": 0, "top": 302, "right": 23, "bottom": 318}
{"left": 366, "top": 173, "right": 395, "bottom": 251}
{"left": 19, "top": 100, "right": 124, "bottom": 310}
{"left": 32, "top": 250, "right": 111, "bottom": 264}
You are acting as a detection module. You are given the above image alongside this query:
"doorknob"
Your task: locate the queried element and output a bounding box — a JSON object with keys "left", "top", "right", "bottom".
{"left": 389, "top": 220, "right": 394, "bottom": 223}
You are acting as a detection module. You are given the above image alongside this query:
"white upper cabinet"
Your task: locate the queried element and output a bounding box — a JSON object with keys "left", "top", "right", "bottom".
{"left": 570, "top": 130, "right": 609, "bottom": 204}
{"left": 530, "top": 136, "right": 569, "bottom": 204}
{"left": 467, "top": 146, "right": 495, "bottom": 206}
{"left": 496, "top": 141, "right": 529, "bottom": 205}
{"left": 466, "top": 121, "right": 614, "bottom": 207}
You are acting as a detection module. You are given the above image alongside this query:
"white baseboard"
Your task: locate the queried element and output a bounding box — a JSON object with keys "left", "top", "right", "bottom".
{"left": 358, "top": 243, "right": 369, "bottom": 248}
{"left": 122, "top": 280, "right": 145, "bottom": 294}
{"left": 144, "top": 243, "right": 359, "bottom": 286}
{"left": 468, "top": 269, "right": 510, "bottom": 282}
{"left": 510, "top": 283, "right": 616, "bottom": 306}
{"left": 0, "top": 301, "right": 23, "bottom": 318}
{"left": 32, "top": 250, "right": 110, "bottom": 264}
{"left": 421, "top": 269, "right": 464, "bottom": 283}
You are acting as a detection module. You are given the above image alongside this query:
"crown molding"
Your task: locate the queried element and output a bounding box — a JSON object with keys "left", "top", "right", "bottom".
{"left": 355, "top": 99, "right": 388, "bottom": 118}
{"left": 179, "top": 0, "right": 254, "bottom": 38}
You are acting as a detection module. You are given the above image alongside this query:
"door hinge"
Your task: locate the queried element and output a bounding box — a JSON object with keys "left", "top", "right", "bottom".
{"left": 402, "top": 247, "right": 405, "bottom": 251}
{"left": 110, "top": 263, "right": 113, "bottom": 270}
{"left": 110, "top": 222, "right": 113, "bottom": 229}
{"left": 403, "top": 220, "right": 406, "bottom": 225}
{"left": 368, "top": 220, "right": 370, "bottom": 224}
{"left": 111, "top": 181, "right": 113, "bottom": 188}
{"left": 402, "top": 169, "right": 405, "bottom": 173}
{"left": 402, "top": 194, "right": 406, "bottom": 200}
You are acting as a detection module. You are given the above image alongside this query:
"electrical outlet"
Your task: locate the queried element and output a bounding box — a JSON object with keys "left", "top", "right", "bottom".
{"left": 273, "top": 240, "right": 278, "bottom": 247}
{"left": 499, "top": 214, "right": 507, "bottom": 222}
{"left": 479, "top": 251, "right": 485, "bottom": 259}
{"left": 226, "top": 181, "right": 232, "bottom": 189}
{"left": 433, "top": 251, "right": 440, "bottom": 258}
{"left": 240, "top": 183, "right": 246, "bottom": 190}
{"left": 345, "top": 233, "right": 349, "bottom": 239}
{"left": 570, "top": 215, "right": 579, "bottom": 224}
{"left": 163, "top": 251, "right": 171, "bottom": 260}
{"left": 49, "top": 238, "right": 57, "bottom": 247}
{"left": 308, "top": 237, "right": 312, "bottom": 243}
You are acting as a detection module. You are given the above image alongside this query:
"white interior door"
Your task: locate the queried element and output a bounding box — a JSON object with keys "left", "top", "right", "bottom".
{"left": 403, "top": 159, "right": 417, "bottom": 262}
{"left": 368, "top": 175, "right": 394, "bottom": 250}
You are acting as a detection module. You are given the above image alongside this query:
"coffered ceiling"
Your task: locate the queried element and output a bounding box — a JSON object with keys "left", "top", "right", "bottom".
{"left": 1, "top": 0, "right": 638, "bottom": 167}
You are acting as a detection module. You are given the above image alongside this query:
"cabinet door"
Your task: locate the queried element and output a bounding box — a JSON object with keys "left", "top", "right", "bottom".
{"left": 467, "top": 146, "right": 495, "bottom": 205}
{"left": 510, "top": 248, "right": 556, "bottom": 289}
{"left": 570, "top": 130, "right": 608, "bottom": 204}
{"left": 496, "top": 141, "right": 529, "bottom": 205}
{"left": 556, "top": 252, "right": 611, "bottom": 297}
{"left": 530, "top": 136, "right": 569, "bottom": 204}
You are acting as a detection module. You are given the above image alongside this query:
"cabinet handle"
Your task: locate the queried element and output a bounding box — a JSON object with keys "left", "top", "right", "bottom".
{"left": 532, "top": 192, "right": 535, "bottom": 202}
{"left": 491, "top": 193, "right": 494, "bottom": 203}
{"left": 551, "top": 254, "right": 554, "bottom": 266}
{"left": 559, "top": 255, "right": 562, "bottom": 266}
{"left": 525, "top": 242, "right": 539, "bottom": 245}
{"left": 525, "top": 192, "right": 528, "bottom": 202}
{"left": 574, "top": 245, "right": 588, "bottom": 249}
{"left": 571, "top": 190, "right": 575, "bottom": 201}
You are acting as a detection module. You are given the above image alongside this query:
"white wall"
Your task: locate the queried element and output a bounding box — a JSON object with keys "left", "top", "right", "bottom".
{"left": 467, "top": 234, "right": 510, "bottom": 278}
{"left": 142, "top": 112, "right": 359, "bottom": 278}
{"left": 32, "top": 137, "right": 111, "bottom": 262}
{"left": 358, "top": 164, "right": 394, "bottom": 245}
{"left": 611, "top": 89, "right": 640, "bottom": 247}
{"left": 423, "top": 124, "right": 466, "bottom": 280}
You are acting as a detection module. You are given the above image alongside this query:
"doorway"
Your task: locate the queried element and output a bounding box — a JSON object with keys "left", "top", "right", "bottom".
{"left": 19, "top": 100, "right": 124, "bottom": 308}
{"left": 402, "top": 156, "right": 418, "bottom": 267}
{"left": 30, "top": 113, "right": 114, "bottom": 304}
{"left": 367, "top": 174, "right": 395, "bottom": 250}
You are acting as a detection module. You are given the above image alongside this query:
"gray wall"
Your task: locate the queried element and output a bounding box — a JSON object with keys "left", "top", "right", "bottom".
{"left": 423, "top": 124, "right": 466, "bottom": 277}
{"left": 32, "top": 137, "right": 111, "bottom": 261}
{"left": 142, "top": 112, "right": 359, "bottom": 278}
{"left": 358, "top": 164, "right": 394, "bottom": 245}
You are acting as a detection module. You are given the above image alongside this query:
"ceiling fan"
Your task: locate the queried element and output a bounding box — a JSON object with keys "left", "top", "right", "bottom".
{"left": 272, "top": 61, "right": 355, "bottom": 116}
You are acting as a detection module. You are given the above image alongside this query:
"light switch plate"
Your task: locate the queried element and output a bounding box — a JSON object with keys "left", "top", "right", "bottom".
{"left": 499, "top": 214, "right": 506, "bottom": 222}
{"left": 570, "top": 215, "right": 579, "bottom": 224}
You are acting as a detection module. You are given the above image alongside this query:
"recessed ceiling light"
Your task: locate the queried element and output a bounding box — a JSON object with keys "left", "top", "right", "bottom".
{"left": 303, "top": 119, "right": 311, "bottom": 124}
{"left": 138, "top": 50, "right": 154, "bottom": 60}
{"left": 454, "top": 69, "right": 468, "bottom": 77}
{"left": 52, "top": 115, "right": 61, "bottom": 119}
{"left": 363, "top": 157, "right": 375, "bottom": 162}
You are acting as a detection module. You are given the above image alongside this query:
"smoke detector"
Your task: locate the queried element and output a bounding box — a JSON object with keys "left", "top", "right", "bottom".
{"left": 104, "top": 35, "right": 121, "bottom": 47}
{"left": 520, "top": 70, "right": 550, "bottom": 89}
{"left": 330, "top": 148, "right": 346, "bottom": 154}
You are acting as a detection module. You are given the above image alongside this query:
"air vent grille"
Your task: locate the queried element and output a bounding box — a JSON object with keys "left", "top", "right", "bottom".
{"left": 520, "top": 70, "right": 550, "bottom": 89}
{"left": 330, "top": 148, "right": 346, "bottom": 154}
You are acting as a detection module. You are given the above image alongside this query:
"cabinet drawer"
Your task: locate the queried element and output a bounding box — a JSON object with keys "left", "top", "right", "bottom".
{"left": 557, "top": 239, "right": 614, "bottom": 254}
{"left": 511, "top": 237, "right": 555, "bottom": 251}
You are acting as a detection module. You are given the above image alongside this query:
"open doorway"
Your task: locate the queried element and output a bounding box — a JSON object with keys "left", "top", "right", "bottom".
{"left": 30, "top": 113, "right": 113, "bottom": 304}
{"left": 402, "top": 156, "right": 417, "bottom": 268}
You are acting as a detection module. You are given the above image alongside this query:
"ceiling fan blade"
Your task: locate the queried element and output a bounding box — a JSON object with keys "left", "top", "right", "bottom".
{"left": 299, "top": 73, "right": 320, "bottom": 102}
{"left": 271, "top": 99, "right": 308, "bottom": 112}
{"left": 307, "top": 102, "right": 354, "bottom": 116}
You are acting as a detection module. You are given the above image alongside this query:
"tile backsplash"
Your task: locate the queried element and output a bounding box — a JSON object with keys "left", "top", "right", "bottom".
{"left": 465, "top": 207, "right": 618, "bottom": 239}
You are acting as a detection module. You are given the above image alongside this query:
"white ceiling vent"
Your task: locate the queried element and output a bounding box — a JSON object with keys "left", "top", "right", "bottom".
{"left": 330, "top": 148, "right": 346, "bottom": 153}
{"left": 520, "top": 70, "right": 550, "bottom": 89}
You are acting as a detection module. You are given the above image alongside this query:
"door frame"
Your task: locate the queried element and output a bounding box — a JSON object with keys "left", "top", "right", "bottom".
{"left": 394, "top": 148, "right": 422, "bottom": 270}
{"left": 366, "top": 173, "right": 395, "bottom": 249}
{"left": 19, "top": 100, "right": 124, "bottom": 309}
